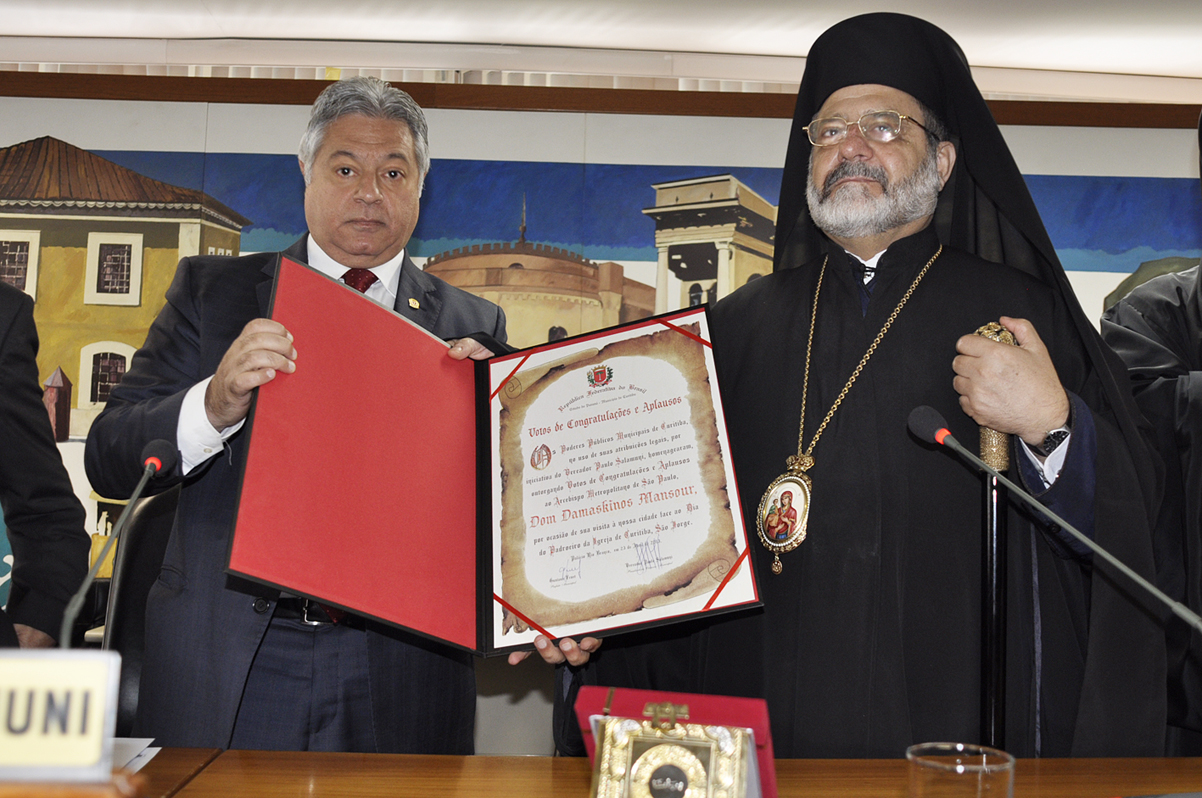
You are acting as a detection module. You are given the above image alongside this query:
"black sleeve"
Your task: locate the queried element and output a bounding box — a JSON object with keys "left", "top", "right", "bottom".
{"left": 0, "top": 288, "right": 89, "bottom": 641}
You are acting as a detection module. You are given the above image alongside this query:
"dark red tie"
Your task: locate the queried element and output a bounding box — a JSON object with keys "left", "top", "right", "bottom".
{"left": 342, "top": 268, "right": 378, "bottom": 294}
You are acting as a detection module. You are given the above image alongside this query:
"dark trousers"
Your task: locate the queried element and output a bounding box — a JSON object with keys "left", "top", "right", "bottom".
{"left": 229, "top": 615, "right": 376, "bottom": 752}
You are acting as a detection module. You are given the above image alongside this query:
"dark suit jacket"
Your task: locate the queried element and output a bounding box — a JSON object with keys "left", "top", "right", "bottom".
{"left": 84, "top": 238, "right": 506, "bottom": 749}
{"left": 0, "top": 281, "right": 89, "bottom": 645}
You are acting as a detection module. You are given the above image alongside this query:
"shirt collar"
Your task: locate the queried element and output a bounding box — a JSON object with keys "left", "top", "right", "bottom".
{"left": 305, "top": 235, "right": 404, "bottom": 305}
{"left": 848, "top": 250, "right": 886, "bottom": 284}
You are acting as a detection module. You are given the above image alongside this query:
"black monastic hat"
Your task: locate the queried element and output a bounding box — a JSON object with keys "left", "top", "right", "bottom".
{"left": 775, "top": 12, "right": 1059, "bottom": 283}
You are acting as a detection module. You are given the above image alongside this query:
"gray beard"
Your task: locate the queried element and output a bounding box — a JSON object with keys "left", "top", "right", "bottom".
{"left": 805, "top": 152, "right": 941, "bottom": 240}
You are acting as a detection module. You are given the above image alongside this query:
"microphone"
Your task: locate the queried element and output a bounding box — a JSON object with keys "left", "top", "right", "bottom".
{"left": 908, "top": 405, "right": 953, "bottom": 447}
{"left": 59, "top": 440, "right": 178, "bottom": 648}
{"left": 139, "top": 438, "right": 179, "bottom": 477}
{"left": 907, "top": 405, "right": 1202, "bottom": 635}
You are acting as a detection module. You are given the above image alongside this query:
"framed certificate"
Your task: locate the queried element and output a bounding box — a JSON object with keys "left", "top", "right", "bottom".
{"left": 484, "top": 307, "right": 759, "bottom": 652}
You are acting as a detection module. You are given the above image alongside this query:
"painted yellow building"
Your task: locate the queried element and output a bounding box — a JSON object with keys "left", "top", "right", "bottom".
{"left": 0, "top": 136, "right": 250, "bottom": 436}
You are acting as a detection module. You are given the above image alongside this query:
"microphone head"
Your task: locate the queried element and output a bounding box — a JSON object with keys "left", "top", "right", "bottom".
{"left": 140, "top": 439, "right": 179, "bottom": 475}
{"left": 908, "top": 405, "right": 951, "bottom": 445}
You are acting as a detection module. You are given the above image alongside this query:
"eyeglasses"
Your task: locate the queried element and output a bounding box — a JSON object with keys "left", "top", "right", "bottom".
{"left": 803, "top": 111, "right": 930, "bottom": 147}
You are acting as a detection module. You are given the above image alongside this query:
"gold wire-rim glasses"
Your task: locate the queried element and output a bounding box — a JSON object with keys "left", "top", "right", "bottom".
{"left": 804, "top": 110, "right": 931, "bottom": 146}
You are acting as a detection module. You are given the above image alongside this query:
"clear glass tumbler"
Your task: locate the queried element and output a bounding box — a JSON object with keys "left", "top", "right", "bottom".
{"left": 906, "top": 742, "right": 1015, "bottom": 798}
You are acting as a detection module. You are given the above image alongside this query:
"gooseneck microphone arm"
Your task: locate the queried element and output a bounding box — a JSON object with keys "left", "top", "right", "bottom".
{"left": 59, "top": 440, "right": 179, "bottom": 648}
{"left": 907, "top": 405, "right": 1202, "bottom": 635}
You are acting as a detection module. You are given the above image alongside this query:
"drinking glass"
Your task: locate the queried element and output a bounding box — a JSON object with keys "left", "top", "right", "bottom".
{"left": 906, "top": 742, "right": 1015, "bottom": 798}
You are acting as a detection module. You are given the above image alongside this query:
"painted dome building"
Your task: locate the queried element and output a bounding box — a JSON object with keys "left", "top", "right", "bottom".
{"left": 423, "top": 225, "right": 654, "bottom": 349}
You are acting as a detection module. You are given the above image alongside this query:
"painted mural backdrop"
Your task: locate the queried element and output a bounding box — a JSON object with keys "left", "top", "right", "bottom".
{"left": 0, "top": 96, "right": 1199, "bottom": 608}
{"left": 91, "top": 151, "right": 1202, "bottom": 279}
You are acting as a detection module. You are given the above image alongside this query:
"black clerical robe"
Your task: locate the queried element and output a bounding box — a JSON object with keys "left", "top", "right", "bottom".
{"left": 1103, "top": 264, "right": 1202, "bottom": 741}
{"left": 571, "top": 226, "right": 1164, "bottom": 758}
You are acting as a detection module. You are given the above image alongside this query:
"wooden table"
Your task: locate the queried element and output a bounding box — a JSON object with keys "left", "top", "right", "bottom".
{"left": 777, "top": 757, "right": 1202, "bottom": 797}
{"left": 0, "top": 748, "right": 220, "bottom": 798}
{"left": 139, "top": 749, "right": 221, "bottom": 798}
{"left": 166, "top": 751, "right": 1202, "bottom": 797}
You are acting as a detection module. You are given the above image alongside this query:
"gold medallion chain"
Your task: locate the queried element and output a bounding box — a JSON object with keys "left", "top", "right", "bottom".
{"left": 758, "top": 244, "right": 942, "bottom": 574}
{"left": 791, "top": 245, "right": 942, "bottom": 470}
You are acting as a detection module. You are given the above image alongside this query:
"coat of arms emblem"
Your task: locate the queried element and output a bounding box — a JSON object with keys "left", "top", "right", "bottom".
{"left": 588, "top": 365, "right": 613, "bottom": 387}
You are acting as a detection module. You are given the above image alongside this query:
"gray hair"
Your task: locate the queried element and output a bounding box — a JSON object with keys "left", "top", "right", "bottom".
{"left": 298, "top": 76, "right": 430, "bottom": 187}
{"left": 915, "top": 99, "right": 950, "bottom": 149}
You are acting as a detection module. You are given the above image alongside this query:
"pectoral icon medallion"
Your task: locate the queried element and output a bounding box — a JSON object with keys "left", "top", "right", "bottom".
{"left": 757, "top": 470, "right": 811, "bottom": 574}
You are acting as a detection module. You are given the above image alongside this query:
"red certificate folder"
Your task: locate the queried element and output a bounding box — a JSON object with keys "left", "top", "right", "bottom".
{"left": 227, "top": 255, "right": 480, "bottom": 650}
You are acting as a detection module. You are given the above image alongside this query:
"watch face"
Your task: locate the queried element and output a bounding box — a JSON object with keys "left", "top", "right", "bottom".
{"left": 1038, "top": 429, "right": 1070, "bottom": 456}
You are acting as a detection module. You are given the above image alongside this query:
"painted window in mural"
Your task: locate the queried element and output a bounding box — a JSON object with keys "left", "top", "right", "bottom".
{"left": 96, "top": 244, "right": 132, "bottom": 295}
{"left": 84, "top": 232, "right": 143, "bottom": 306}
{"left": 0, "top": 240, "right": 30, "bottom": 291}
{"left": 0, "top": 231, "right": 41, "bottom": 298}
{"left": 90, "top": 352, "right": 127, "bottom": 403}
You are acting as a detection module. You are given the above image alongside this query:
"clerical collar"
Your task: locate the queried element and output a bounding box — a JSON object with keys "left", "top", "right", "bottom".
{"left": 305, "top": 235, "right": 403, "bottom": 307}
{"left": 848, "top": 250, "right": 886, "bottom": 285}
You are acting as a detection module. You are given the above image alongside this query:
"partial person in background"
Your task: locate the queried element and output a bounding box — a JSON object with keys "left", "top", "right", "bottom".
{"left": 1101, "top": 110, "right": 1202, "bottom": 755}
{"left": 86, "top": 76, "right": 504, "bottom": 752}
{"left": 527, "top": 13, "right": 1166, "bottom": 759}
{"left": 0, "top": 279, "right": 89, "bottom": 648}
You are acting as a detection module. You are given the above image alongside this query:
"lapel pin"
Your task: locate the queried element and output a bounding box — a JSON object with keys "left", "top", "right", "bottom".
{"left": 408, "top": 298, "right": 420, "bottom": 309}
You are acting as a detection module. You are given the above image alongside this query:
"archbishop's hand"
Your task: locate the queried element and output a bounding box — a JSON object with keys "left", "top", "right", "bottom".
{"left": 952, "top": 316, "right": 1069, "bottom": 447}
{"left": 205, "top": 318, "right": 296, "bottom": 430}
{"left": 508, "top": 635, "right": 602, "bottom": 667}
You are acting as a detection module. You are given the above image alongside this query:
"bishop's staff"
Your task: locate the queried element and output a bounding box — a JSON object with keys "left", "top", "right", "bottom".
{"left": 975, "top": 321, "right": 1015, "bottom": 750}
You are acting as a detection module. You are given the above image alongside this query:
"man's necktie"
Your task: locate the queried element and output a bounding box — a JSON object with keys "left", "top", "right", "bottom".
{"left": 342, "top": 268, "right": 379, "bottom": 294}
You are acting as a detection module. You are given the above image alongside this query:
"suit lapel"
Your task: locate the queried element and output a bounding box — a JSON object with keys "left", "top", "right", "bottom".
{"left": 394, "top": 253, "right": 443, "bottom": 333}
{"left": 260, "top": 239, "right": 439, "bottom": 332}
{"left": 256, "top": 237, "right": 309, "bottom": 317}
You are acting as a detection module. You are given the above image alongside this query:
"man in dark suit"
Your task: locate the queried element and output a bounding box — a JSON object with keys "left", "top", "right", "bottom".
{"left": 0, "top": 280, "right": 89, "bottom": 648}
{"left": 85, "top": 77, "right": 505, "bottom": 752}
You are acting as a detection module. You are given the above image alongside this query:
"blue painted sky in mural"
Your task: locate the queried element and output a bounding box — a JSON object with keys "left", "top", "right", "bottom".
{"left": 95, "top": 149, "right": 1199, "bottom": 272}
{"left": 95, "top": 150, "right": 782, "bottom": 259}
{"left": 1025, "top": 174, "right": 1202, "bottom": 273}
{"left": 1025, "top": 174, "right": 1202, "bottom": 251}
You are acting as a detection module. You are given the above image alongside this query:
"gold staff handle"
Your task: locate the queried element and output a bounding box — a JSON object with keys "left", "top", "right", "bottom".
{"left": 974, "top": 322, "right": 1017, "bottom": 471}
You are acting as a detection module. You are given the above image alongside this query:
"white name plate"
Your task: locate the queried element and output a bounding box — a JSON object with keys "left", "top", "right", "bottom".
{"left": 0, "top": 649, "right": 120, "bottom": 782}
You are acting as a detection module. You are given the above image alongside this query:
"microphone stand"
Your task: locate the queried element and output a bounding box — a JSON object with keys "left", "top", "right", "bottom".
{"left": 59, "top": 442, "right": 175, "bottom": 648}
{"left": 910, "top": 406, "right": 1202, "bottom": 637}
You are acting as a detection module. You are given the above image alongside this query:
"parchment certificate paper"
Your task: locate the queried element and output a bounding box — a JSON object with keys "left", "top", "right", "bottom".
{"left": 488, "top": 310, "right": 757, "bottom": 647}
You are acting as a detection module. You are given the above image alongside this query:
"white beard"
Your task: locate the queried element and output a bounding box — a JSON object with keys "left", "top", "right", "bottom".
{"left": 805, "top": 150, "right": 941, "bottom": 240}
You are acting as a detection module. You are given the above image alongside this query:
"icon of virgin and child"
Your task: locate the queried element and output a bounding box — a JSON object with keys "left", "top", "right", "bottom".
{"left": 764, "top": 490, "right": 798, "bottom": 541}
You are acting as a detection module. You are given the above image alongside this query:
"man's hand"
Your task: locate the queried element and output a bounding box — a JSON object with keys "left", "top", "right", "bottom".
{"left": 447, "top": 338, "right": 495, "bottom": 361}
{"left": 508, "top": 635, "right": 601, "bottom": 667}
{"left": 14, "top": 624, "right": 54, "bottom": 648}
{"left": 953, "top": 316, "right": 1069, "bottom": 446}
{"left": 206, "top": 319, "right": 296, "bottom": 430}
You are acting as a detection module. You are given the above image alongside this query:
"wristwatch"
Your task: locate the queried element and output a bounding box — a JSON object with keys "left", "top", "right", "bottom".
{"left": 1032, "top": 425, "right": 1070, "bottom": 458}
